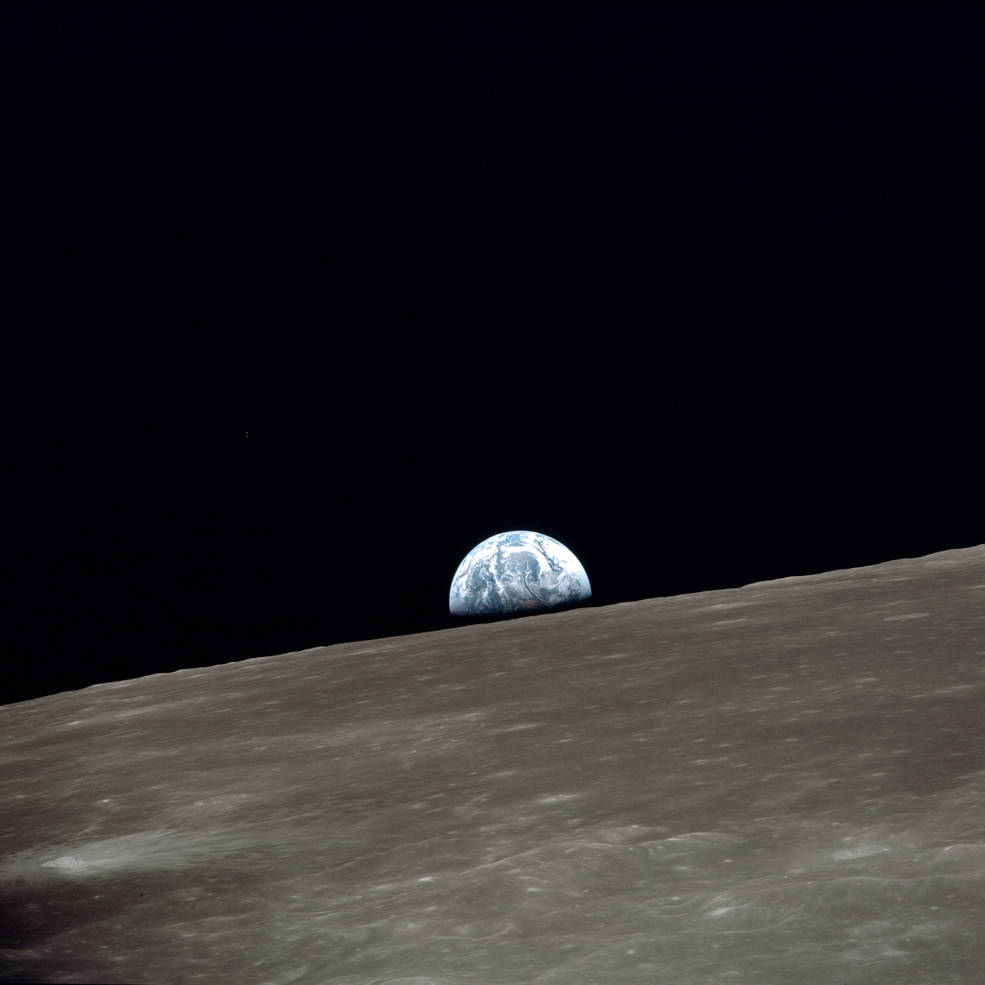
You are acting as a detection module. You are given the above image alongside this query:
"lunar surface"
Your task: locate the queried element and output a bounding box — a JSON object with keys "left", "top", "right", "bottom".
{"left": 2, "top": 546, "right": 984, "bottom": 984}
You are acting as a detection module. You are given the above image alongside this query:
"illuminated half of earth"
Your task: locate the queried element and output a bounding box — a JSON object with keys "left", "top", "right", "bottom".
{"left": 449, "top": 530, "right": 592, "bottom": 618}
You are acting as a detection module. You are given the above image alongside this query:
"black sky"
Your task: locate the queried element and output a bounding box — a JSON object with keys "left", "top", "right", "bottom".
{"left": 5, "top": 7, "right": 982, "bottom": 704}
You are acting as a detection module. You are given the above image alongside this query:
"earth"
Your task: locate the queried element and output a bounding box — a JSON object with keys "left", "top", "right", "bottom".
{"left": 449, "top": 530, "right": 592, "bottom": 618}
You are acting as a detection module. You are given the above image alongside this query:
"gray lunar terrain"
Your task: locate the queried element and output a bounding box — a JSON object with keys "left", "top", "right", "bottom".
{"left": 2, "top": 546, "right": 984, "bottom": 984}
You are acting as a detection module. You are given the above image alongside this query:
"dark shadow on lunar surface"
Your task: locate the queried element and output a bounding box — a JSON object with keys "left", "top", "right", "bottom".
{"left": 1, "top": 546, "right": 984, "bottom": 984}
